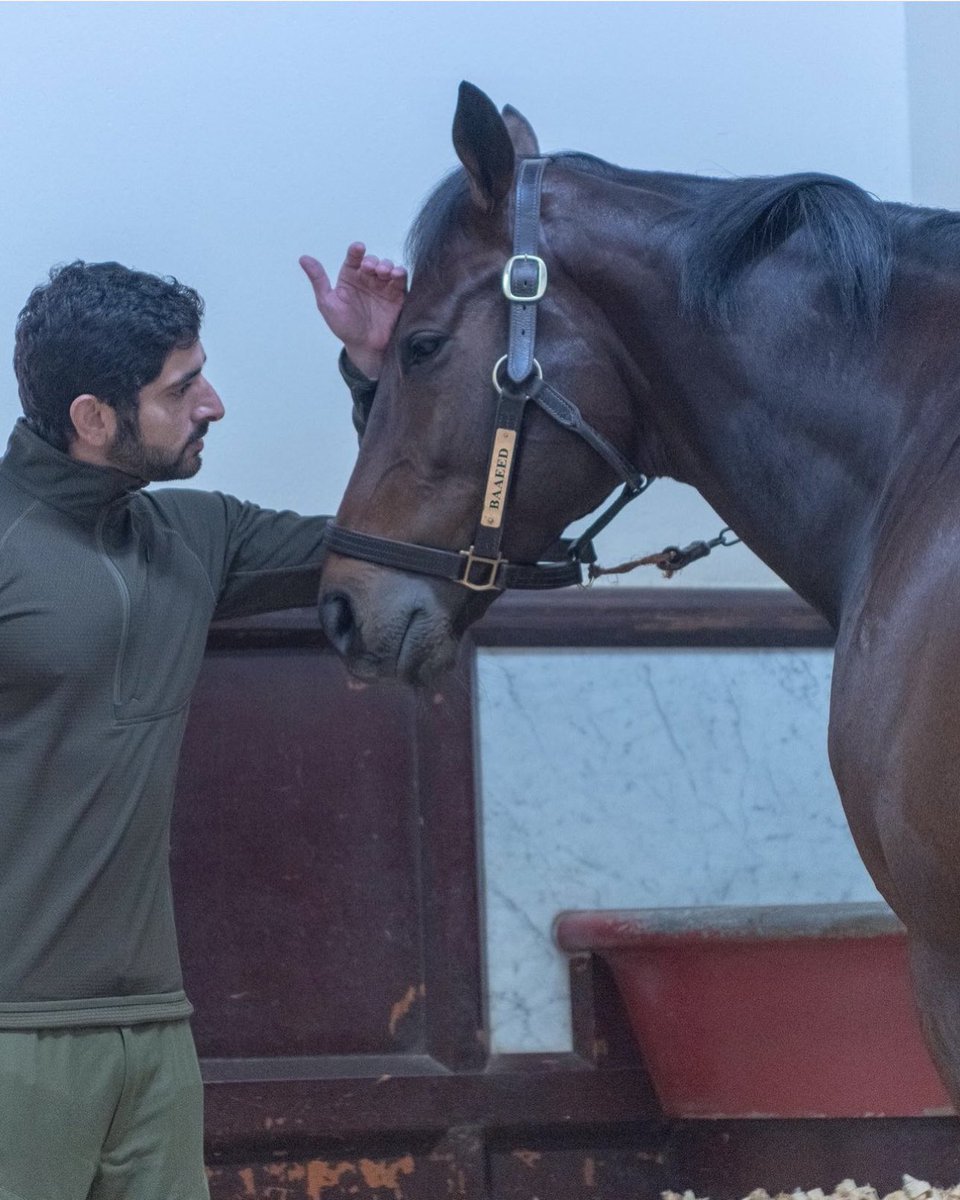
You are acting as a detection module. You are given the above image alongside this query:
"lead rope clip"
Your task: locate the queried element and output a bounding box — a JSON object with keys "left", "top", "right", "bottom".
{"left": 587, "top": 528, "right": 742, "bottom": 581}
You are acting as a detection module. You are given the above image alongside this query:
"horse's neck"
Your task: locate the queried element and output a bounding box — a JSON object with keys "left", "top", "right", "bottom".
{"left": 645, "top": 302, "right": 960, "bottom": 626}
{"left": 550, "top": 171, "right": 921, "bottom": 624}
{"left": 654, "top": 336, "right": 893, "bottom": 624}
{"left": 648, "top": 262, "right": 960, "bottom": 625}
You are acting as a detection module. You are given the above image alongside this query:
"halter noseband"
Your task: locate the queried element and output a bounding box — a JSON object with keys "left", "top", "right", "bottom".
{"left": 323, "top": 157, "right": 650, "bottom": 592}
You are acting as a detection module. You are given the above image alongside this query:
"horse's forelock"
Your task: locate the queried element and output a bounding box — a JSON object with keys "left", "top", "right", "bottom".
{"left": 406, "top": 168, "right": 474, "bottom": 276}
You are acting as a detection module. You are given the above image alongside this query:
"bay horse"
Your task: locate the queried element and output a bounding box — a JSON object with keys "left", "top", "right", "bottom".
{"left": 319, "top": 82, "right": 960, "bottom": 1103}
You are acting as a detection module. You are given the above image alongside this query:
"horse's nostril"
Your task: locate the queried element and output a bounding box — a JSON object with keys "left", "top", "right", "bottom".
{"left": 320, "top": 591, "right": 356, "bottom": 652}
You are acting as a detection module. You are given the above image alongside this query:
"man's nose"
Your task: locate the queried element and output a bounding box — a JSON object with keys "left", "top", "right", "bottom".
{"left": 194, "top": 380, "right": 225, "bottom": 423}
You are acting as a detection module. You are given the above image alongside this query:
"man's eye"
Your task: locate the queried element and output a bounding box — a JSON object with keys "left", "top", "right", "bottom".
{"left": 404, "top": 333, "right": 446, "bottom": 367}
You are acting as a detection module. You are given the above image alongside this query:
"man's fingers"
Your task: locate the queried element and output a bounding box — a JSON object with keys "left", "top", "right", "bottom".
{"left": 306, "top": 243, "right": 407, "bottom": 311}
{"left": 298, "top": 255, "right": 332, "bottom": 306}
{"left": 386, "top": 266, "right": 408, "bottom": 296}
{"left": 357, "top": 255, "right": 408, "bottom": 293}
{"left": 383, "top": 272, "right": 407, "bottom": 299}
{"left": 359, "top": 254, "right": 390, "bottom": 275}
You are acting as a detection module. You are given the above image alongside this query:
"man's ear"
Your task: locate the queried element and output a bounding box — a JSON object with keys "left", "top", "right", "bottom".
{"left": 69, "top": 393, "right": 117, "bottom": 453}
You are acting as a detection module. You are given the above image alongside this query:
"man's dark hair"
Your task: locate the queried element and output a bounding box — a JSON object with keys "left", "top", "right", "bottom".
{"left": 13, "top": 261, "right": 205, "bottom": 451}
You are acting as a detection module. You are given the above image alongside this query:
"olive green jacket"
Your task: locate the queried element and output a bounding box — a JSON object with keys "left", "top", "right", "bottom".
{"left": 0, "top": 360, "right": 376, "bottom": 1028}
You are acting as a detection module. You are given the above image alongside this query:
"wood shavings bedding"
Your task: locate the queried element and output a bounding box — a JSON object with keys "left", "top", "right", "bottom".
{"left": 663, "top": 1176, "right": 960, "bottom": 1200}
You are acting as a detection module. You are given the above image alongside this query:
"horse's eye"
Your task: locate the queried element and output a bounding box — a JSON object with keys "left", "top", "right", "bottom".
{"left": 403, "top": 332, "right": 447, "bottom": 368}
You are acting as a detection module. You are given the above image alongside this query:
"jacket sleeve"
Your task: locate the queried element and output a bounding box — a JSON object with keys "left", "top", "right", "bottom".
{"left": 211, "top": 494, "right": 333, "bottom": 619}
{"left": 144, "top": 489, "right": 330, "bottom": 620}
{"left": 339, "top": 350, "right": 378, "bottom": 440}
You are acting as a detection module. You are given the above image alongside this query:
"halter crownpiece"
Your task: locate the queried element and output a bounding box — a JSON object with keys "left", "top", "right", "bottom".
{"left": 323, "top": 157, "right": 651, "bottom": 591}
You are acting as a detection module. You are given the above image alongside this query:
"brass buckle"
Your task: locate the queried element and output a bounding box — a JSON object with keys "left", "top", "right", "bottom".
{"left": 458, "top": 547, "right": 504, "bottom": 591}
{"left": 502, "top": 254, "right": 547, "bottom": 303}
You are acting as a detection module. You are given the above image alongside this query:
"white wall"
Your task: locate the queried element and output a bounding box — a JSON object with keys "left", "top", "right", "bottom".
{"left": 907, "top": 2, "right": 960, "bottom": 211}
{"left": 0, "top": 1, "right": 914, "bottom": 587}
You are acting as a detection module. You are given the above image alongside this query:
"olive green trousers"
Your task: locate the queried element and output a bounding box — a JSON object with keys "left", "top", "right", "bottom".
{"left": 0, "top": 1020, "right": 208, "bottom": 1200}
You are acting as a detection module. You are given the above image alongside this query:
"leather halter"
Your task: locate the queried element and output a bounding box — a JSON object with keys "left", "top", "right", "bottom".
{"left": 323, "top": 157, "right": 650, "bottom": 592}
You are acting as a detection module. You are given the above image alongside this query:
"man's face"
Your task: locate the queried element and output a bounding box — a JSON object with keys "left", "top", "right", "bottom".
{"left": 108, "top": 341, "right": 225, "bottom": 481}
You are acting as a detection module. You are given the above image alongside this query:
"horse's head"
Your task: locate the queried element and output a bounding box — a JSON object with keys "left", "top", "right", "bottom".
{"left": 320, "top": 83, "right": 649, "bottom": 684}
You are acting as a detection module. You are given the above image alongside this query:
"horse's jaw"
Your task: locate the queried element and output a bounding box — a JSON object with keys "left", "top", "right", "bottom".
{"left": 319, "top": 562, "right": 470, "bottom": 686}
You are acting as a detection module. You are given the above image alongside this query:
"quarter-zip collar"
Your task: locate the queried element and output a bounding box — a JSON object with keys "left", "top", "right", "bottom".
{"left": 0, "top": 420, "right": 146, "bottom": 524}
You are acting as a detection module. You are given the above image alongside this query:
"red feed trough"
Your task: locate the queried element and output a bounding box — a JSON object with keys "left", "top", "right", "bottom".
{"left": 554, "top": 903, "right": 952, "bottom": 1119}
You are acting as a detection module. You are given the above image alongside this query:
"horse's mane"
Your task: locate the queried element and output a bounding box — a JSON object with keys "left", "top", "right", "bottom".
{"left": 676, "top": 172, "right": 893, "bottom": 328}
{"left": 556, "top": 156, "right": 895, "bottom": 328}
{"left": 887, "top": 202, "right": 960, "bottom": 267}
{"left": 407, "top": 152, "right": 960, "bottom": 329}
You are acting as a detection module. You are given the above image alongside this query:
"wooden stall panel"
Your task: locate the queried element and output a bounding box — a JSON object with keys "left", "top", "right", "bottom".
{"left": 171, "top": 645, "right": 426, "bottom": 1060}
{"left": 207, "top": 1128, "right": 489, "bottom": 1200}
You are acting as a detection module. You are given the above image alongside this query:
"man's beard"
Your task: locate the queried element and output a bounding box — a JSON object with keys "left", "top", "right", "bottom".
{"left": 108, "top": 415, "right": 209, "bottom": 482}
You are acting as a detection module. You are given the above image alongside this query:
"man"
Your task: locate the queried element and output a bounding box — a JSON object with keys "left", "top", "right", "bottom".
{"left": 0, "top": 245, "right": 405, "bottom": 1200}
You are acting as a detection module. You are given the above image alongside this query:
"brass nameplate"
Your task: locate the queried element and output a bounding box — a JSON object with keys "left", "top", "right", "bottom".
{"left": 481, "top": 428, "right": 517, "bottom": 528}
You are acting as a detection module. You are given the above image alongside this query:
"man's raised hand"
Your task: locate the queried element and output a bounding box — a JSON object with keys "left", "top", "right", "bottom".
{"left": 300, "top": 243, "right": 407, "bottom": 379}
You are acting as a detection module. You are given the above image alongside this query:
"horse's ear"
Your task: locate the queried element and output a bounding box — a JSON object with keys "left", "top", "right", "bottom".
{"left": 502, "top": 104, "right": 540, "bottom": 158}
{"left": 453, "top": 81, "right": 515, "bottom": 214}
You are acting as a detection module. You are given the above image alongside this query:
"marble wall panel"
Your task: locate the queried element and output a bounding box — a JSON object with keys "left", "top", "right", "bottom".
{"left": 475, "top": 647, "right": 883, "bottom": 1053}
